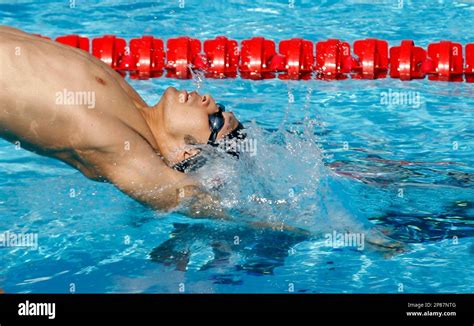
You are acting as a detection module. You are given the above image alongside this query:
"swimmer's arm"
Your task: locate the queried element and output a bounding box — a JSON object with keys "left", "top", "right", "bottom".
{"left": 173, "top": 184, "right": 230, "bottom": 220}
{"left": 104, "top": 156, "right": 314, "bottom": 236}
{"left": 99, "top": 139, "right": 310, "bottom": 229}
{"left": 100, "top": 143, "right": 229, "bottom": 219}
{"left": 103, "top": 152, "right": 404, "bottom": 247}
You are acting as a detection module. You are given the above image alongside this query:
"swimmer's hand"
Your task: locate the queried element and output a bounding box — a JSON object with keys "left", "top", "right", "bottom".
{"left": 177, "top": 187, "right": 405, "bottom": 251}
{"left": 247, "top": 221, "right": 312, "bottom": 237}
{"left": 176, "top": 185, "right": 231, "bottom": 220}
{"left": 176, "top": 187, "right": 311, "bottom": 237}
{"left": 365, "top": 227, "right": 408, "bottom": 253}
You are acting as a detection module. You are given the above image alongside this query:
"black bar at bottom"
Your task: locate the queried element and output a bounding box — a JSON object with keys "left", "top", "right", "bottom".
{"left": 0, "top": 294, "right": 472, "bottom": 322}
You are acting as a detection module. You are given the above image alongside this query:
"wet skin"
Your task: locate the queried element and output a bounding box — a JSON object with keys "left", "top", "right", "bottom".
{"left": 0, "top": 26, "right": 238, "bottom": 214}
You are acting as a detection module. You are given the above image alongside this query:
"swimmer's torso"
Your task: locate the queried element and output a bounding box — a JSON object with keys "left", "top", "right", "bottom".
{"left": 0, "top": 26, "right": 157, "bottom": 177}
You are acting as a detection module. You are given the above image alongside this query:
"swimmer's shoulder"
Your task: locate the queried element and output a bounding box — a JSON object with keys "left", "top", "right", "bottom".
{"left": 0, "top": 25, "right": 31, "bottom": 37}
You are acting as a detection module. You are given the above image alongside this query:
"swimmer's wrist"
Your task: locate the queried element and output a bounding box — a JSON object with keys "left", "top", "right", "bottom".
{"left": 176, "top": 185, "right": 230, "bottom": 220}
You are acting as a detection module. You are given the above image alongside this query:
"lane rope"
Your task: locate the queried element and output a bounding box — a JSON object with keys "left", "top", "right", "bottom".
{"left": 35, "top": 34, "right": 474, "bottom": 82}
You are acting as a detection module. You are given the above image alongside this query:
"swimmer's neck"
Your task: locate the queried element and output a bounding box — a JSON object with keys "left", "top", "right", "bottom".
{"left": 135, "top": 101, "right": 168, "bottom": 158}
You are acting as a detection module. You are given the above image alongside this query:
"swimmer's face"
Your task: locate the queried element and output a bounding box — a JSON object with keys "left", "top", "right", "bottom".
{"left": 161, "top": 87, "right": 240, "bottom": 142}
{"left": 157, "top": 86, "right": 241, "bottom": 164}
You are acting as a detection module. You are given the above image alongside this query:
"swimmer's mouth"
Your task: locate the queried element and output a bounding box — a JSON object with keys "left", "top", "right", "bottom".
{"left": 180, "top": 90, "right": 200, "bottom": 103}
{"left": 180, "top": 90, "right": 189, "bottom": 103}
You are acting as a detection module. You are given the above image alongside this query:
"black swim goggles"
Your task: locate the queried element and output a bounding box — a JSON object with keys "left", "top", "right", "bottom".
{"left": 172, "top": 103, "right": 246, "bottom": 173}
{"left": 208, "top": 103, "right": 245, "bottom": 149}
{"left": 208, "top": 103, "right": 227, "bottom": 143}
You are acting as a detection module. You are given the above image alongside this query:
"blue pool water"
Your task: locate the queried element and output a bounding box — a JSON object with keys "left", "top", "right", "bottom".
{"left": 1, "top": 0, "right": 474, "bottom": 293}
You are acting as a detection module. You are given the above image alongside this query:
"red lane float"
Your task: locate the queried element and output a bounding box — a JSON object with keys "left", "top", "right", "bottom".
{"left": 389, "top": 40, "right": 426, "bottom": 80}
{"left": 315, "top": 39, "right": 353, "bottom": 80}
{"left": 56, "top": 35, "right": 89, "bottom": 52}
{"left": 423, "top": 41, "right": 464, "bottom": 82}
{"left": 352, "top": 39, "right": 388, "bottom": 79}
{"left": 34, "top": 33, "right": 474, "bottom": 82}
{"left": 203, "top": 36, "right": 239, "bottom": 78}
{"left": 239, "top": 37, "right": 281, "bottom": 79}
{"left": 128, "top": 36, "right": 164, "bottom": 79}
{"left": 166, "top": 37, "right": 205, "bottom": 79}
{"left": 466, "top": 44, "right": 474, "bottom": 83}
{"left": 278, "top": 38, "right": 314, "bottom": 80}
{"left": 92, "top": 35, "right": 127, "bottom": 76}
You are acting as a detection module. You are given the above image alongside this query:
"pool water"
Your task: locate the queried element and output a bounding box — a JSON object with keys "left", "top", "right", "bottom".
{"left": 1, "top": 0, "right": 474, "bottom": 293}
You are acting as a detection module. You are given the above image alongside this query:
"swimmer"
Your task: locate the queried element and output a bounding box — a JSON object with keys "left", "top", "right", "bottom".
{"left": 0, "top": 26, "right": 406, "bottom": 251}
{"left": 0, "top": 26, "right": 244, "bottom": 218}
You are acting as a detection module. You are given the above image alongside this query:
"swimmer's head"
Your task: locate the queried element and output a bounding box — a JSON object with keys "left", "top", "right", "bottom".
{"left": 151, "top": 87, "right": 246, "bottom": 172}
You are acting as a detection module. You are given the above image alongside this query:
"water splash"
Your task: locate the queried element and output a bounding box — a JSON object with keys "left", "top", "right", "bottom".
{"left": 188, "top": 64, "right": 205, "bottom": 91}
{"left": 193, "top": 118, "right": 350, "bottom": 231}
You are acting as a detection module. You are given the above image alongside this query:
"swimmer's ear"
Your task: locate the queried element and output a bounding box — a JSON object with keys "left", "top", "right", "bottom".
{"left": 183, "top": 148, "right": 200, "bottom": 160}
{"left": 180, "top": 135, "right": 201, "bottom": 161}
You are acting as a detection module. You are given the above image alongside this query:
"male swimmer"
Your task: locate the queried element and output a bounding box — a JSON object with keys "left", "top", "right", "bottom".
{"left": 0, "top": 26, "right": 244, "bottom": 218}
{"left": 0, "top": 26, "right": 406, "bottom": 251}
